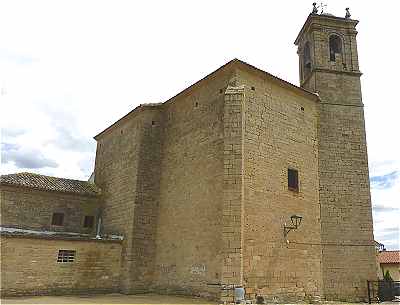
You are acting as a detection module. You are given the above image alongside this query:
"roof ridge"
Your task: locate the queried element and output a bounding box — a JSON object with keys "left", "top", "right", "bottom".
{"left": 1, "top": 172, "right": 91, "bottom": 183}
{"left": 94, "top": 58, "right": 319, "bottom": 139}
{"left": 378, "top": 250, "right": 400, "bottom": 264}
{"left": 234, "top": 58, "right": 318, "bottom": 97}
{"left": 1, "top": 172, "right": 101, "bottom": 196}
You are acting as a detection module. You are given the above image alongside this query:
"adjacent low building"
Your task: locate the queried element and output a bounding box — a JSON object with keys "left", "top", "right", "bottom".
{"left": 0, "top": 173, "right": 123, "bottom": 296}
{"left": 378, "top": 251, "right": 400, "bottom": 281}
{"left": 1, "top": 172, "right": 101, "bottom": 233}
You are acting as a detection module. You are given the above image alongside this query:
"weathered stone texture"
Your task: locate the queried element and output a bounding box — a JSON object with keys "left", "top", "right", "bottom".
{"left": 237, "top": 68, "right": 322, "bottom": 301}
{"left": 94, "top": 106, "right": 163, "bottom": 292}
{"left": 152, "top": 68, "right": 233, "bottom": 299}
{"left": 0, "top": 185, "right": 98, "bottom": 234}
{"left": 296, "top": 14, "right": 377, "bottom": 301}
{"left": 317, "top": 101, "right": 376, "bottom": 301}
{"left": 0, "top": 236, "right": 122, "bottom": 296}
{"left": 93, "top": 37, "right": 375, "bottom": 300}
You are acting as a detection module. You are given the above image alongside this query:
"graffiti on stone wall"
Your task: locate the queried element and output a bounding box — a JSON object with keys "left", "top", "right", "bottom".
{"left": 190, "top": 264, "right": 206, "bottom": 275}
{"left": 159, "top": 264, "right": 176, "bottom": 274}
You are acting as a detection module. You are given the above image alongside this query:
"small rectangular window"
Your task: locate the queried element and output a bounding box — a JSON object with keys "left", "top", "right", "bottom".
{"left": 83, "top": 216, "right": 95, "bottom": 228}
{"left": 288, "top": 168, "right": 299, "bottom": 192}
{"left": 51, "top": 212, "right": 64, "bottom": 226}
{"left": 57, "top": 250, "right": 75, "bottom": 263}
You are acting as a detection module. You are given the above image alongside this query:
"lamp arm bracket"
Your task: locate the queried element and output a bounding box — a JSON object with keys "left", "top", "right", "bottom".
{"left": 283, "top": 225, "right": 296, "bottom": 238}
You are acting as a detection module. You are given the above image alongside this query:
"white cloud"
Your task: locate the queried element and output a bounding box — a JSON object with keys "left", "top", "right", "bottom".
{"left": 371, "top": 165, "right": 400, "bottom": 250}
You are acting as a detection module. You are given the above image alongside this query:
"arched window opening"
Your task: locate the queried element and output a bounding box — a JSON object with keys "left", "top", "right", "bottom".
{"left": 303, "top": 42, "right": 311, "bottom": 77}
{"left": 329, "top": 35, "right": 342, "bottom": 62}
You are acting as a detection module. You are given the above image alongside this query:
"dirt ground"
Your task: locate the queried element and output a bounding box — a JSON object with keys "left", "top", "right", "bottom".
{"left": 1, "top": 293, "right": 395, "bottom": 305}
{"left": 1, "top": 293, "right": 218, "bottom": 305}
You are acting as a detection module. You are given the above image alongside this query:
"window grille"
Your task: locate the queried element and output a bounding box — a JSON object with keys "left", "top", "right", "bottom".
{"left": 57, "top": 250, "right": 75, "bottom": 263}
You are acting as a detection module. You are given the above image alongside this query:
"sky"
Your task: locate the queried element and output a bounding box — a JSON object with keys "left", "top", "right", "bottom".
{"left": 0, "top": 0, "right": 399, "bottom": 250}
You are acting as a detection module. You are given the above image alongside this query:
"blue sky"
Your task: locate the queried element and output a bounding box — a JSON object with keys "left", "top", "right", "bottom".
{"left": 0, "top": 0, "right": 399, "bottom": 249}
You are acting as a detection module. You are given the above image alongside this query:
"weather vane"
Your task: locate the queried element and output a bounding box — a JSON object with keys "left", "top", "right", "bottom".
{"left": 319, "top": 2, "right": 327, "bottom": 14}
{"left": 312, "top": 2, "right": 327, "bottom": 14}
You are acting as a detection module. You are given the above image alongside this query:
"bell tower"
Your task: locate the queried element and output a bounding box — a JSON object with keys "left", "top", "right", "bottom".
{"left": 295, "top": 6, "right": 361, "bottom": 100}
{"left": 295, "top": 6, "right": 377, "bottom": 301}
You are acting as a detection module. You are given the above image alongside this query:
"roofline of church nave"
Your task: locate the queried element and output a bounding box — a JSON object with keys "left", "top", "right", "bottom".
{"left": 94, "top": 58, "right": 320, "bottom": 140}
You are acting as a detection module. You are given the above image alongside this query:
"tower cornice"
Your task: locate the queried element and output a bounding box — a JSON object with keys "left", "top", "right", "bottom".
{"left": 312, "top": 67, "right": 362, "bottom": 76}
{"left": 295, "top": 13, "right": 359, "bottom": 45}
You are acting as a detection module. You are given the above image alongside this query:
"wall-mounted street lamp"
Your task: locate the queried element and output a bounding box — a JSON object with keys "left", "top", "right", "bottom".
{"left": 283, "top": 215, "right": 303, "bottom": 239}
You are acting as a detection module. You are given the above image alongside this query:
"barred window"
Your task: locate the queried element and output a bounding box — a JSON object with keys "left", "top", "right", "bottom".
{"left": 51, "top": 212, "right": 64, "bottom": 226}
{"left": 288, "top": 168, "right": 299, "bottom": 192}
{"left": 57, "top": 250, "right": 75, "bottom": 263}
{"left": 83, "top": 216, "right": 94, "bottom": 228}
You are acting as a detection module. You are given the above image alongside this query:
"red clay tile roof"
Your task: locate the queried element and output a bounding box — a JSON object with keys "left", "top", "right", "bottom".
{"left": 378, "top": 251, "right": 400, "bottom": 264}
{"left": 0, "top": 172, "right": 101, "bottom": 196}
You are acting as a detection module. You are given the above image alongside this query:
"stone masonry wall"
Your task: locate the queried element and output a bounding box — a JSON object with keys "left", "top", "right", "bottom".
{"left": 131, "top": 109, "right": 164, "bottom": 290}
{"left": 237, "top": 68, "right": 323, "bottom": 302}
{"left": 0, "top": 236, "right": 122, "bottom": 296}
{"left": 94, "top": 106, "right": 163, "bottom": 293}
{"left": 152, "top": 68, "right": 235, "bottom": 299}
{"left": 0, "top": 185, "right": 99, "bottom": 235}
{"left": 317, "top": 97, "right": 376, "bottom": 301}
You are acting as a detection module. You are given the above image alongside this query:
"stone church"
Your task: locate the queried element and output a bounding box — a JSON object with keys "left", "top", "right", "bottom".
{"left": 1, "top": 7, "right": 377, "bottom": 302}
